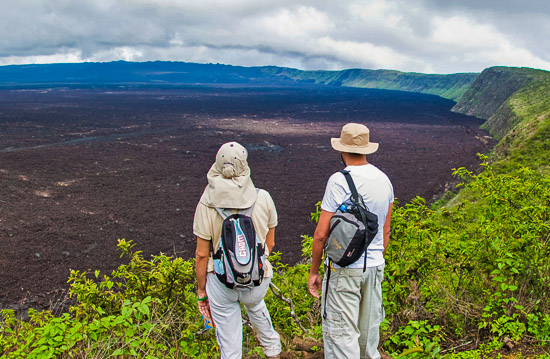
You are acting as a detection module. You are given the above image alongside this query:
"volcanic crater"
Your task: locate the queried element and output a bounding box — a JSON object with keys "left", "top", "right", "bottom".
{"left": 0, "top": 86, "right": 494, "bottom": 310}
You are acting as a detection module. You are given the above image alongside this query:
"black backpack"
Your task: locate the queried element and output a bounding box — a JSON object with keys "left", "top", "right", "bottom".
{"left": 212, "top": 206, "right": 265, "bottom": 289}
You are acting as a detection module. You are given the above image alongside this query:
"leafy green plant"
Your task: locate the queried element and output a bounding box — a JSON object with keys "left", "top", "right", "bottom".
{"left": 446, "top": 338, "right": 503, "bottom": 359}
{"left": 527, "top": 313, "right": 550, "bottom": 342}
{"left": 1, "top": 239, "right": 219, "bottom": 358}
{"left": 386, "top": 320, "right": 443, "bottom": 359}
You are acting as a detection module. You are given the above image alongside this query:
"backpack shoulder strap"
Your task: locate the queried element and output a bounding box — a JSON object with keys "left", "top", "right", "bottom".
{"left": 238, "top": 205, "right": 255, "bottom": 217}
{"left": 339, "top": 170, "right": 361, "bottom": 204}
{"left": 215, "top": 207, "right": 233, "bottom": 219}
{"left": 215, "top": 205, "right": 255, "bottom": 218}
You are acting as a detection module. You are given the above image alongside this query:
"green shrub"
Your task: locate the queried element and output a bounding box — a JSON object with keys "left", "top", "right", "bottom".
{"left": 383, "top": 156, "right": 549, "bottom": 348}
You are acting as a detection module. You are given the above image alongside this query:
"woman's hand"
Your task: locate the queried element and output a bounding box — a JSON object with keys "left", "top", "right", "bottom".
{"left": 197, "top": 295, "right": 212, "bottom": 319}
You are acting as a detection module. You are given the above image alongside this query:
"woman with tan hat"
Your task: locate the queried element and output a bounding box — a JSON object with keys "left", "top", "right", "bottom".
{"left": 193, "top": 141, "right": 281, "bottom": 359}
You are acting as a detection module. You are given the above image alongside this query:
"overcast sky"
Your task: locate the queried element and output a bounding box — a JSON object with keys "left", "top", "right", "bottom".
{"left": 1, "top": 0, "right": 549, "bottom": 74}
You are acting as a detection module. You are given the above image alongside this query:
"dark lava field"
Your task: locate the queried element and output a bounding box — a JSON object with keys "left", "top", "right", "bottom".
{"left": 0, "top": 86, "right": 494, "bottom": 309}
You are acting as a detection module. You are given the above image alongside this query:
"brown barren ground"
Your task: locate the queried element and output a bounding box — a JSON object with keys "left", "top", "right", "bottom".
{"left": 0, "top": 87, "right": 495, "bottom": 310}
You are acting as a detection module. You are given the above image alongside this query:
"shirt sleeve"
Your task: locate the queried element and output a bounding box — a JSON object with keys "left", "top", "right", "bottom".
{"left": 193, "top": 202, "right": 213, "bottom": 241}
{"left": 262, "top": 190, "right": 278, "bottom": 228}
{"left": 386, "top": 175, "right": 395, "bottom": 204}
{"left": 321, "top": 173, "right": 348, "bottom": 212}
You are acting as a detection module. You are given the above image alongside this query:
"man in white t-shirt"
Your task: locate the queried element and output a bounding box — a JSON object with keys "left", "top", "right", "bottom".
{"left": 308, "top": 123, "right": 394, "bottom": 359}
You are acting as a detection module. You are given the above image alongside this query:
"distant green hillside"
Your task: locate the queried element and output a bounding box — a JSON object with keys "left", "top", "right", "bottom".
{"left": 0, "top": 61, "right": 476, "bottom": 102}
{"left": 261, "top": 66, "right": 477, "bottom": 101}
{"left": 452, "top": 66, "right": 550, "bottom": 173}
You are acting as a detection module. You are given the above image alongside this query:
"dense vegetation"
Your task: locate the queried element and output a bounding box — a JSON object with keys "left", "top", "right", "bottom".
{"left": 1, "top": 66, "right": 549, "bottom": 358}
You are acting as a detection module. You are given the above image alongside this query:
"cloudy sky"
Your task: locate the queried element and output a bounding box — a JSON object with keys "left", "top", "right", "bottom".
{"left": 1, "top": 0, "right": 549, "bottom": 74}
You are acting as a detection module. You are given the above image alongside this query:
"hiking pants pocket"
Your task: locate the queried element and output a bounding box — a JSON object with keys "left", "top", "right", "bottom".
{"left": 324, "top": 310, "right": 344, "bottom": 338}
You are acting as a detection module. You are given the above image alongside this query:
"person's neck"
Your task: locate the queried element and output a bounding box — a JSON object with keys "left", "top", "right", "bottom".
{"left": 345, "top": 160, "right": 368, "bottom": 166}
{"left": 342, "top": 153, "right": 368, "bottom": 166}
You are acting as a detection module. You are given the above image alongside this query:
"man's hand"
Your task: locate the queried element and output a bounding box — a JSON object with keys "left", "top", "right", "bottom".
{"left": 308, "top": 272, "right": 322, "bottom": 298}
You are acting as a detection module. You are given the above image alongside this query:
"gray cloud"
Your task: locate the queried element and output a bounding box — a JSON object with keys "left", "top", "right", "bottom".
{"left": 0, "top": 0, "right": 549, "bottom": 73}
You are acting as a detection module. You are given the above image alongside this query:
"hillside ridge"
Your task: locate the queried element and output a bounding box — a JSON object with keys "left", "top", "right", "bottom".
{"left": 451, "top": 66, "right": 550, "bottom": 172}
{"left": 261, "top": 66, "right": 477, "bottom": 101}
{"left": 0, "top": 61, "right": 476, "bottom": 101}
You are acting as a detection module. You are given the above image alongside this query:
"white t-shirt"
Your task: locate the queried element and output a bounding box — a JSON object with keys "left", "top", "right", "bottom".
{"left": 321, "top": 164, "right": 394, "bottom": 268}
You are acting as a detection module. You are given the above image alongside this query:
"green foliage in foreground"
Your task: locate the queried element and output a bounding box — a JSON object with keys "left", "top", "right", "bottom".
{"left": 1, "top": 241, "right": 219, "bottom": 358}
{"left": 1, "top": 159, "right": 549, "bottom": 358}
{"left": 382, "top": 157, "right": 550, "bottom": 357}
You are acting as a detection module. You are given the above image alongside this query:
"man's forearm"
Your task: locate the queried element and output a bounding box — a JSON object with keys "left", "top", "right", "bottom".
{"left": 383, "top": 226, "right": 390, "bottom": 251}
{"left": 383, "top": 203, "right": 393, "bottom": 255}
{"left": 310, "top": 235, "right": 325, "bottom": 274}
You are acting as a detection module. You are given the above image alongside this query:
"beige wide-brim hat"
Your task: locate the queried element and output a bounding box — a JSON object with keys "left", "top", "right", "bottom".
{"left": 331, "top": 123, "right": 379, "bottom": 154}
{"left": 199, "top": 142, "right": 257, "bottom": 209}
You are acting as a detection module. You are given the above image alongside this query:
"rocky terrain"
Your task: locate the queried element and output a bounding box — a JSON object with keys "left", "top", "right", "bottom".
{"left": 0, "top": 85, "right": 493, "bottom": 310}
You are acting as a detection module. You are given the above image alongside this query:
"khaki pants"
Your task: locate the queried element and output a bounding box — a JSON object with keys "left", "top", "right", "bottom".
{"left": 322, "top": 264, "right": 385, "bottom": 359}
{"left": 206, "top": 273, "right": 281, "bottom": 359}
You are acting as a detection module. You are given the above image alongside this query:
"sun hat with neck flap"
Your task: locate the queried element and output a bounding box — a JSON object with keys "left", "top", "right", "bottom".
{"left": 331, "top": 122, "right": 378, "bottom": 154}
{"left": 199, "top": 141, "right": 257, "bottom": 209}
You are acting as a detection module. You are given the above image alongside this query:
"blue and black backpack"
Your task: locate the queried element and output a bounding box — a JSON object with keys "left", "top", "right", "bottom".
{"left": 212, "top": 205, "right": 265, "bottom": 289}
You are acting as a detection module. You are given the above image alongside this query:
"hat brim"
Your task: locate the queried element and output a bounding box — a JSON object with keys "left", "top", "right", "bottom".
{"left": 331, "top": 138, "right": 379, "bottom": 154}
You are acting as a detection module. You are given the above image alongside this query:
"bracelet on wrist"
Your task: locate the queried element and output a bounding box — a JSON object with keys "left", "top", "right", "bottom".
{"left": 197, "top": 295, "right": 208, "bottom": 301}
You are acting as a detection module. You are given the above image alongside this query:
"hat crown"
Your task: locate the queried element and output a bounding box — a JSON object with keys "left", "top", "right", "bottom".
{"left": 215, "top": 142, "right": 249, "bottom": 179}
{"left": 341, "top": 123, "right": 370, "bottom": 147}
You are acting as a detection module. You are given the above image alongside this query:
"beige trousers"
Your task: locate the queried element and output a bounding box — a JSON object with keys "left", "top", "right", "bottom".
{"left": 206, "top": 273, "right": 281, "bottom": 359}
{"left": 322, "top": 264, "right": 385, "bottom": 359}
